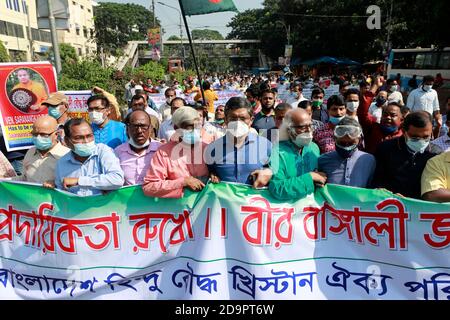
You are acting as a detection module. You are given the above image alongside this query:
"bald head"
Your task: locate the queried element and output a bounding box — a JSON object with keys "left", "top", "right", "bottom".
{"left": 287, "top": 108, "right": 311, "bottom": 126}
{"left": 34, "top": 115, "right": 58, "bottom": 132}
{"left": 32, "top": 115, "right": 59, "bottom": 151}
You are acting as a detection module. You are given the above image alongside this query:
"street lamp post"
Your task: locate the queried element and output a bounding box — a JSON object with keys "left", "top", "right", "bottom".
{"left": 157, "top": 2, "right": 185, "bottom": 61}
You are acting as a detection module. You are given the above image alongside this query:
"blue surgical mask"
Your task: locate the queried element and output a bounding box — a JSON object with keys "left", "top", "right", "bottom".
{"left": 329, "top": 116, "right": 345, "bottom": 125}
{"left": 33, "top": 136, "right": 53, "bottom": 151}
{"left": 390, "top": 85, "right": 398, "bottom": 92}
{"left": 406, "top": 137, "right": 430, "bottom": 154}
{"left": 380, "top": 124, "right": 398, "bottom": 135}
{"left": 182, "top": 129, "right": 201, "bottom": 145}
{"left": 335, "top": 143, "right": 357, "bottom": 158}
{"left": 48, "top": 106, "right": 61, "bottom": 119}
{"left": 73, "top": 141, "right": 96, "bottom": 157}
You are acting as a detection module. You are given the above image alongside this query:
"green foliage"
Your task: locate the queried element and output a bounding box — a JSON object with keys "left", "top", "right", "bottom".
{"left": 192, "top": 29, "right": 224, "bottom": 40}
{"left": 93, "top": 2, "right": 160, "bottom": 55}
{"left": 0, "top": 40, "right": 9, "bottom": 62}
{"left": 170, "top": 69, "right": 196, "bottom": 84}
{"left": 168, "top": 35, "right": 181, "bottom": 41}
{"left": 130, "top": 61, "right": 165, "bottom": 83}
{"left": 227, "top": 0, "right": 450, "bottom": 62}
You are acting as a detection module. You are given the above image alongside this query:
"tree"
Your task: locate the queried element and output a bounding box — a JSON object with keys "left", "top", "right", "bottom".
{"left": 192, "top": 29, "right": 224, "bottom": 40}
{"left": 227, "top": 0, "right": 449, "bottom": 63}
{"left": 93, "top": 2, "right": 160, "bottom": 55}
{"left": 0, "top": 40, "right": 9, "bottom": 62}
{"left": 168, "top": 35, "right": 181, "bottom": 41}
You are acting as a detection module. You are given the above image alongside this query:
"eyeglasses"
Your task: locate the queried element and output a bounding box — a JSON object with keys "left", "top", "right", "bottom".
{"left": 334, "top": 125, "right": 362, "bottom": 138}
{"left": 128, "top": 124, "right": 150, "bottom": 131}
{"left": 290, "top": 124, "right": 312, "bottom": 132}
{"left": 31, "top": 130, "right": 56, "bottom": 138}
{"left": 88, "top": 107, "right": 108, "bottom": 112}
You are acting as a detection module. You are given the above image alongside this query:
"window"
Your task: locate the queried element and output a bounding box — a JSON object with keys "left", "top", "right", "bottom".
{"left": 76, "top": 28, "right": 80, "bottom": 36}
{"left": 83, "top": 27, "right": 88, "bottom": 38}
{"left": 6, "top": 0, "right": 12, "bottom": 9}
{"left": 392, "top": 52, "right": 415, "bottom": 69}
{"left": 88, "top": 8, "right": 91, "bottom": 13}
{"left": 21, "top": 0, "right": 27, "bottom": 13}
{"left": 0, "top": 21, "right": 7, "bottom": 35}
{"left": 80, "top": 5, "right": 84, "bottom": 9}
{"left": 72, "top": 1, "right": 76, "bottom": 5}
{"left": 90, "top": 29, "right": 94, "bottom": 38}
{"left": 78, "top": 48, "right": 82, "bottom": 56}
{"left": 13, "top": 0, "right": 19, "bottom": 12}
{"left": 438, "top": 52, "right": 450, "bottom": 69}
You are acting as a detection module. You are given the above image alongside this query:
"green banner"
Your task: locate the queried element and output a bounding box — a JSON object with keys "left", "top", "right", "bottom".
{"left": 0, "top": 181, "right": 449, "bottom": 299}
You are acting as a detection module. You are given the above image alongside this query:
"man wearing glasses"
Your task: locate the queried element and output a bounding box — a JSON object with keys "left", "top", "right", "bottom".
{"left": 88, "top": 95, "right": 127, "bottom": 149}
{"left": 115, "top": 110, "right": 161, "bottom": 186}
{"left": 268, "top": 108, "right": 326, "bottom": 200}
{"left": 54, "top": 118, "right": 124, "bottom": 196}
{"left": 13, "top": 115, "right": 69, "bottom": 184}
{"left": 318, "top": 117, "right": 376, "bottom": 188}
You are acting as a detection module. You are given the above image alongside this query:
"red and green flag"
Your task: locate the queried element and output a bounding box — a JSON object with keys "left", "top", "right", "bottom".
{"left": 180, "top": 0, "right": 238, "bottom": 16}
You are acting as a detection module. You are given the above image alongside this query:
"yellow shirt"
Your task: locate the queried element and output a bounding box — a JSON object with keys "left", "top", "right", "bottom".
{"left": 194, "top": 89, "right": 218, "bottom": 114}
{"left": 12, "top": 80, "right": 48, "bottom": 111}
{"left": 421, "top": 151, "right": 450, "bottom": 196}
{"left": 14, "top": 142, "right": 70, "bottom": 183}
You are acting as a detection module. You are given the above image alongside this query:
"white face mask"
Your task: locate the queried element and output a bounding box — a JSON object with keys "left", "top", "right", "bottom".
{"left": 227, "top": 120, "right": 250, "bottom": 138}
{"left": 423, "top": 85, "right": 433, "bottom": 92}
{"left": 89, "top": 111, "right": 105, "bottom": 125}
{"left": 129, "top": 137, "right": 150, "bottom": 149}
{"left": 390, "top": 85, "right": 398, "bottom": 92}
{"left": 346, "top": 101, "right": 359, "bottom": 112}
{"left": 290, "top": 131, "right": 313, "bottom": 147}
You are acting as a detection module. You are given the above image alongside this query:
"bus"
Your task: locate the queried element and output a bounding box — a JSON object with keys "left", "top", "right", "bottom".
{"left": 387, "top": 47, "right": 450, "bottom": 90}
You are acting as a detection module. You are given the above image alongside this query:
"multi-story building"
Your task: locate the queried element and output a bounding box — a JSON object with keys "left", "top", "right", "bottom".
{"left": 0, "top": 0, "right": 97, "bottom": 61}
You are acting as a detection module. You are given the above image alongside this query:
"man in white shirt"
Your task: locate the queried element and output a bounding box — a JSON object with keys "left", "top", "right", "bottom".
{"left": 159, "top": 88, "right": 177, "bottom": 122}
{"left": 285, "top": 81, "right": 308, "bottom": 108}
{"left": 158, "top": 97, "right": 186, "bottom": 142}
{"left": 407, "top": 75, "right": 442, "bottom": 137}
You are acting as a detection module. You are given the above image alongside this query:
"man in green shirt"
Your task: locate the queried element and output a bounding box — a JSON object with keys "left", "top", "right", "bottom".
{"left": 269, "top": 108, "right": 327, "bottom": 200}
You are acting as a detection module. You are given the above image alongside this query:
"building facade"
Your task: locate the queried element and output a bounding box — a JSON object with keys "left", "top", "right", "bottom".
{"left": 0, "top": 0, "right": 96, "bottom": 61}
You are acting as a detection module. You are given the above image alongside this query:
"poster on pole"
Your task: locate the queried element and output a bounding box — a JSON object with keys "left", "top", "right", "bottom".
{"left": 0, "top": 62, "right": 57, "bottom": 151}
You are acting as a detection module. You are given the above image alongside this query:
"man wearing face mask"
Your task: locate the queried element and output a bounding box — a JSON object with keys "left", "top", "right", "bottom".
{"left": 373, "top": 111, "right": 441, "bottom": 199}
{"left": 158, "top": 97, "right": 186, "bottom": 142}
{"left": 386, "top": 79, "right": 404, "bottom": 107}
{"left": 115, "top": 110, "right": 161, "bottom": 186}
{"left": 159, "top": 88, "right": 177, "bottom": 122}
{"left": 286, "top": 82, "right": 307, "bottom": 108}
{"left": 406, "top": 75, "right": 442, "bottom": 138}
{"left": 245, "top": 86, "right": 261, "bottom": 115}
{"left": 268, "top": 108, "right": 325, "bottom": 200}
{"left": 42, "top": 92, "right": 71, "bottom": 144}
{"left": 205, "top": 97, "right": 272, "bottom": 187}
{"left": 54, "top": 118, "right": 124, "bottom": 196}
{"left": 209, "top": 104, "right": 227, "bottom": 138}
{"left": 310, "top": 87, "right": 328, "bottom": 123}
{"left": 88, "top": 95, "right": 127, "bottom": 149}
{"left": 313, "top": 95, "right": 347, "bottom": 154}
{"left": 143, "top": 107, "right": 209, "bottom": 198}
{"left": 344, "top": 88, "right": 361, "bottom": 120}
{"left": 318, "top": 117, "right": 375, "bottom": 188}
{"left": 358, "top": 77, "right": 405, "bottom": 154}
{"left": 368, "top": 91, "right": 388, "bottom": 123}
{"left": 13, "top": 116, "right": 69, "bottom": 184}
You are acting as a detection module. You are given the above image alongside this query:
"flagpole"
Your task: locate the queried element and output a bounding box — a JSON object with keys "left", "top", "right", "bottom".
{"left": 177, "top": 0, "right": 206, "bottom": 106}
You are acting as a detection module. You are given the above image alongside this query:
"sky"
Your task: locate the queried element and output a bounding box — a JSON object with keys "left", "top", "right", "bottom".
{"left": 97, "top": 0, "right": 264, "bottom": 40}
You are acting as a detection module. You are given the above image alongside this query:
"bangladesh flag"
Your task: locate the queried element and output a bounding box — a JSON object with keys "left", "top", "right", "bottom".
{"left": 180, "top": 0, "right": 238, "bottom": 16}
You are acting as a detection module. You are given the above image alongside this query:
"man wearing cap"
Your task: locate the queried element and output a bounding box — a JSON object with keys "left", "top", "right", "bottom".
{"left": 42, "top": 91, "right": 71, "bottom": 144}
{"left": 143, "top": 107, "right": 209, "bottom": 198}
{"left": 13, "top": 116, "right": 70, "bottom": 184}
{"left": 318, "top": 117, "right": 376, "bottom": 188}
